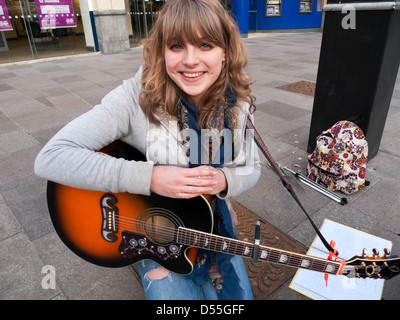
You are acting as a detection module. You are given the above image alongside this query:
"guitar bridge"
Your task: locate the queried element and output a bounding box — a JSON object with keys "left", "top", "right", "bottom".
{"left": 119, "top": 231, "right": 183, "bottom": 261}
{"left": 100, "top": 194, "right": 119, "bottom": 242}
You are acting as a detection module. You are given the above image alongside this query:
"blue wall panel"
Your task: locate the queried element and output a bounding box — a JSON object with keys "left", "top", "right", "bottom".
{"left": 256, "top": 0, "right": 323, "bottom": 30}
{"left": 232, "top": 0, "right": 250, "bottom": 34}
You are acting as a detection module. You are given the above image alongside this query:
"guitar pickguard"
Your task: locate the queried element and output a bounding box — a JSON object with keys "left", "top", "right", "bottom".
{"left": 119, "top": 231, "right": 185, "bottom": 262}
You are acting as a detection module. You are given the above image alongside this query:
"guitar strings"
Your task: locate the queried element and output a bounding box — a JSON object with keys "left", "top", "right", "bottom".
{"left": 116, "top": 215, "right": 330, "bottom": 267}
{"left": 102, "top": 215, "right": 383, "bottom": 275}
{"left": 114, "top": 214, "right": 264, "bottom": 257}
{"left": 114, "top": 214, "right": 250, "bottom": 254}
{"left": 115, "top": 216, "right": 329, "bottom": 266}
{"left": 111, "top": 214, "right": 341, "bottom": 273}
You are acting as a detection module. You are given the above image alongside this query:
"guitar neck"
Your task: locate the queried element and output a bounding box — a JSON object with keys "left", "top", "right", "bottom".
{"left": 177, "top": 227, "right": 343, "bottom": 275}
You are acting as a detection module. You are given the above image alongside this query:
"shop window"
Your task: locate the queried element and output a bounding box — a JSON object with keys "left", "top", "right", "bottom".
{"left": 299, "top": 0, "right": 313, "bottom": 13}
{"left": 0, "top": 0, "right": 91, "bottom": 64}
{"left": 265, "top": 0, "right": 281, "bottom": 17}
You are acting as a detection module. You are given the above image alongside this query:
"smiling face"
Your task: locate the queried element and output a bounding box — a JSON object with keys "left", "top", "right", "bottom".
{"left": 164, "top": 37, "right": 225, "bottom": 106}
{"left": 140, "top": 0, "right": 251, "bottom": 128}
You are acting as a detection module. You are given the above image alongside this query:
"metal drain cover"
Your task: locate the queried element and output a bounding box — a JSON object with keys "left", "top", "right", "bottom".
{"left": 277, "top": 81, "right": 316, "bottom": 96}
{"left": 233, "top": 201, "right": 306, "bottom": 300}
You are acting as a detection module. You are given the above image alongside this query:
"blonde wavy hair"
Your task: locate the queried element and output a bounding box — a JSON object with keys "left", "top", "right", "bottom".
{"left": 140, "top": 0, "right": 255, "bottom": 128}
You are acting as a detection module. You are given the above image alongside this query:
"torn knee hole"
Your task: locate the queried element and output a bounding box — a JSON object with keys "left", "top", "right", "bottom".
{"left": 146, "top": 267, "right": 170, "bottom": 280}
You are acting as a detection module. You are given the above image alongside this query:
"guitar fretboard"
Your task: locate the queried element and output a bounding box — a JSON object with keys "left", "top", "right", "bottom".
{"left": 177, "top": 227, "right": 341, "bottom": 275}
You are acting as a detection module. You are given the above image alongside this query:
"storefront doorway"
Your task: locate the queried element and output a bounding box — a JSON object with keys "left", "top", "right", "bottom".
{"left": 0, "top": 0, "right": 91, "bottom": 64}
{"left": 0, "top": 0, "right": 167, "bottom": 63}
{"left": 127, "top": 0, "right": 164, "bottom": 48}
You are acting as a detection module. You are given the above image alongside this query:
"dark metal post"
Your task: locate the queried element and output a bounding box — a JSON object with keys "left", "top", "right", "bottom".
{"left": 307, "top": 1, "right": 400, "bottom": 159}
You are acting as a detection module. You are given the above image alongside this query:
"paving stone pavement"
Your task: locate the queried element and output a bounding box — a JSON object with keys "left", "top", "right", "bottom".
{"left": 0, "top": 32, "right": 399, "bottom": 301}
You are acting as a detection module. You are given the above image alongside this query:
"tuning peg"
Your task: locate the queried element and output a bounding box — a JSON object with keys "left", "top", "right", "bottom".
{"left": 362, "top": 248, "right": 367, "bottom": 257}
{"left": 384, "top": 248, "right": 391, "bottom": 257}
{"left": 372, "top": 248, "right": 379, "bottom": 257}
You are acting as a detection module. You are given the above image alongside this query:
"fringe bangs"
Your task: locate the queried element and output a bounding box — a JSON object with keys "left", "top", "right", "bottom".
{"left": 162, "top": 0, "right": 226, "bottom": 49}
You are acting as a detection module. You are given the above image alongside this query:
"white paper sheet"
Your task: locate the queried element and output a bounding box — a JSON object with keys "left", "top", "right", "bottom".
{"left": 289, "top": 219, "right": 392, "bottom": 300}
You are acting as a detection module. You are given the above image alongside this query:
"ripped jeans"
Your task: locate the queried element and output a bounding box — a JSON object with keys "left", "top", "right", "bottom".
{"left": 137, "top": 256, "right": 253, "bottom": 300}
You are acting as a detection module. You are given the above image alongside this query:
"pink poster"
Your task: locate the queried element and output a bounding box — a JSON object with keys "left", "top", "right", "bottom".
{"left": 34, "top": 0, "right": 76, "bottom": 29}
{"left": 0, "top": 0, "right": 13, "bottom": 31}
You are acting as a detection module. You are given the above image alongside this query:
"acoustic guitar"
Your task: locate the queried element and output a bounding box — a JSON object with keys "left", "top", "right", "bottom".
{"left": 46, "top": 141, "right": 400, "bottom": 280}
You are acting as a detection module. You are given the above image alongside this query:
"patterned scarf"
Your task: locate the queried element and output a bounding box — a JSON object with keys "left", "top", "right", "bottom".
{"left": 177, "top": 97, "right": 226, "bottom": 166}
{"left": 177, "top": 96, "right": 246, "bottom": 300}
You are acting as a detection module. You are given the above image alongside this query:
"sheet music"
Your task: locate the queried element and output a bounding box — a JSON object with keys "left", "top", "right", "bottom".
{"left": 289, "top": 219, "right": 392, "bottom": 300}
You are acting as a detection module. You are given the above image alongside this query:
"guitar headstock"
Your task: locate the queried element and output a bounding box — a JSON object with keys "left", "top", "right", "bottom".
{"left": 344, "top": 248, "right": 400, "bottom": 280}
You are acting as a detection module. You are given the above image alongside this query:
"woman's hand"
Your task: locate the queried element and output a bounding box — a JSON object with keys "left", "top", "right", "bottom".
{"left": 150, "top": 165, "right": 227, "bottom": 199}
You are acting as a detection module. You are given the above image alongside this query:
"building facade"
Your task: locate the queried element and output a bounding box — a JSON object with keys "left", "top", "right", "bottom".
{"left": 0, "top": 0, "right": 325, "bottom": 64}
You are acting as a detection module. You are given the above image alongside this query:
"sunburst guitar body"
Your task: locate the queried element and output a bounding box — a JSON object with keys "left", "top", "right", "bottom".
{"left": 46, "top": 141, "right": 213, "bottom": 274}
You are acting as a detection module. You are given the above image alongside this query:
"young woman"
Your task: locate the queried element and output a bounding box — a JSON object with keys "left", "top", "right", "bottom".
{"left": 35, "top": 0, "right": 260, "bottom": 300}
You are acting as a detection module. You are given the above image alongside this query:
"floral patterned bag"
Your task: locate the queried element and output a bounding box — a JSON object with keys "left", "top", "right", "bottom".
{"left": 306, "top": 120, "right": 369, "bottom": 195}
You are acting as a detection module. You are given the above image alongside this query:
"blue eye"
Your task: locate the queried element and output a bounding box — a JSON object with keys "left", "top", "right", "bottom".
{"left": 201, "top": 43, "right": 213, "bottom": 49}
{"left": 169, "top": 44, "right": 182, "bottom": 51}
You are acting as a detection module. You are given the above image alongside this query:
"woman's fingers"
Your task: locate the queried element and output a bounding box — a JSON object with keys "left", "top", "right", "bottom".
{"left": 188, "top": 166, "right": 217, "bottom": 178}
{"left": 181, "top": 167, "right": 227, "bottom": 196}
{"left": 150, "top": 165, "right": 226, "bottom": 199}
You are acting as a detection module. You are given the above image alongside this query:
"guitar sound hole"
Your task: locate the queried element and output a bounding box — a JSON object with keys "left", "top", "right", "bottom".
{"left": 144, "top": 216, "right": 176, "bottom": 244}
